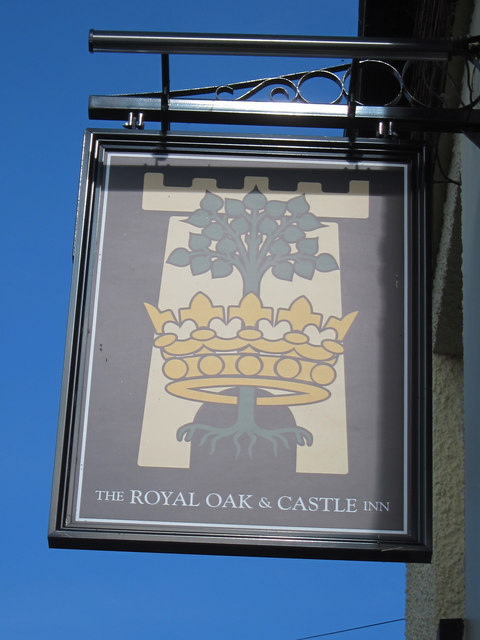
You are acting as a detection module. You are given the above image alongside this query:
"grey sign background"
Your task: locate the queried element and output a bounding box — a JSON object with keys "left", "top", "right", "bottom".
{"left": 68, "top": 151, "right": 409, "bottom": 537}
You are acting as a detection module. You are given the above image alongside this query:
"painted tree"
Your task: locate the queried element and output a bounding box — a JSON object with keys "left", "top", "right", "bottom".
{"left": 167, "top": 188, "right": 338, "bottom": 296}
{"left": 167, "top": 187, "right": 339, "bottom": 457}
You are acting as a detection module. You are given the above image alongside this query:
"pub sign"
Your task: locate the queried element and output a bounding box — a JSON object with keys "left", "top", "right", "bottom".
{"left": 49, "top": 130, "right": 430, "bottom": 560}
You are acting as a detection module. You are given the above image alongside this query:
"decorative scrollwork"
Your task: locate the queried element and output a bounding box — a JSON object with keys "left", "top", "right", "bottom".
{"left": 216, "top": 77, "right": 300, "bottom": 102}
{"left": 172, "top": 64, "right": 351, "bottom": 106}
{"left": 344, "top": 60, "right": 404, "bottom": 107}
{"left": 296, "top": 69, "right": 345, "bottom": 105}
{"left": 170, "top": 55, "right": 480, "bottom": 111}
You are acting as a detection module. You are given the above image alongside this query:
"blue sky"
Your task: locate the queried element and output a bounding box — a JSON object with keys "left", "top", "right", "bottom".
{"left": 1, "top": 1, "right": 406, "bottom": 638}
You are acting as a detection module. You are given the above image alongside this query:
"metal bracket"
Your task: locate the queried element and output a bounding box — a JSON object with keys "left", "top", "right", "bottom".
{"left": 123, "top": 111, "right": 144, "bottom": 130}
{"left": 88, "top": 30, "right": 480, "bottom": 134}
{"left": 377, "top": 121, "right": 398, "bottom": 139}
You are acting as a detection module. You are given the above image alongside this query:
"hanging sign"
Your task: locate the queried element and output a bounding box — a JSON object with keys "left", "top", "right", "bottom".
{"left": 49, "top": 130, "right": 430, "bottom": 560}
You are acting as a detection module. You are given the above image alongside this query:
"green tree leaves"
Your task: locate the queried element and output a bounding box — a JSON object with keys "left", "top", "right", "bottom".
{"left": 190, "top": 256, "right": 211, "bottom": 275}
{"left": 294, "top": 259, "right": 315, "bottom": 279}
{"left": 230, "top": 217, "right": 249, "bottom": 234}
{"left": 216, "top": 237, "right": 237, "bottom": 255}
{"left": 286, "top": 194, "right": 310, "bottom": 215}
{"left": 283, "top": 225, "right": 305, "bottom": 243}
{"left": 316, "top": 253, "right": 339, "bottom": 272}
{"left": 297, "top": 237, "right": 318, "bottom": 255}
{"left": 265, "top": 200, "right": 287, "bottom": 218}
{"left": 203, "top": 223, "right": 223, "bottom": 240}
{"left": 225, "top": 198, "right": 246, "bottom": 218}
{"left": 211, "top": 259, "right": 234, "bottom": 278}
{"left": 298, "top": 212, "right": 324, "bottom": 231}
{"left": 200, "top": 191, "right": 223, "bottom": 212}
{"left": 166, "top": 247, "right": 191, "bottom": 267}
{"left": 272, "top": 262, "right": 294, "bottom": 281}
{"left": 166, "top": 187, "right": 338, "bottom": 291}
{"left": 243, "top": 187, "right": 267, "bottom": 211}
{"left": 188, "top": 233, "right": 210, "bottom": 250}
{"left": 188, "top": 208, "right": 212, "bottom": 228}
{"left": 270, "top": 238, "right": 291, "bottom": 256}
{"left": 258, "top": 217, "right": 277, "bottom": 235}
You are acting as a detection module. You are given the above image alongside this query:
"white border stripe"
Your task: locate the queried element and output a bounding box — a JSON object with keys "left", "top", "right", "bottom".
{"left": 75, "top": 156, "right": 112, "bottom": 521}
{"left": 75, "top": 152, "right": 409, "bottom": 536}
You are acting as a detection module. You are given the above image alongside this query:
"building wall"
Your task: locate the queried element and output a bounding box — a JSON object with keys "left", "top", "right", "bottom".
{"left": 405, "top": 353, "right": 465, "bottom": 639}
{"left": 406, "top": 2, "right": 480, "bottom": 637}
{"left": 406, "top": 132, "right": 465, "bottom": 640}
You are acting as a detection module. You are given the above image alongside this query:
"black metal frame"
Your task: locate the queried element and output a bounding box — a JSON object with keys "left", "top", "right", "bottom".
{"left": 49, "top": 129, "right": 431, "bottom": 561}
{"left": 88, "top": 30, "right": 480, "bottom": 135}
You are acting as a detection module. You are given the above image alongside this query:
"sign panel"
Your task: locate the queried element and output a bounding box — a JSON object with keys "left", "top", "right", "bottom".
{"left": 49, "top": 130, "right": 430, "bottom": 560}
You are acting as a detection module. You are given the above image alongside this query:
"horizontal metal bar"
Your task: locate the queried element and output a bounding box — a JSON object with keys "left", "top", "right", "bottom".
{"left": 88, "top": 94, "right": 480, "bottom": 132}
{"left": 89, "top": 29, "right": 466, "bottom": 61}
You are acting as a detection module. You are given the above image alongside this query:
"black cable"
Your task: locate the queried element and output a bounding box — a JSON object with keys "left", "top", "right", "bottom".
{"left": 434, "top": 145, "right": 461, "bottom": 187}
{"left": 295, "top": 617, "right": 405, "bottom": 639}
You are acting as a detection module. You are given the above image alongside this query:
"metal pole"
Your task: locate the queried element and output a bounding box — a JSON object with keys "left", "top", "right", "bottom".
{"left": 88, "top": 29, "right": 467, "bottom": 61}
{"left": 88, "top": 95, "right": 480, "bottom": 132}
{"left": 161, "top": 53, "right": 170, "bottom": 134}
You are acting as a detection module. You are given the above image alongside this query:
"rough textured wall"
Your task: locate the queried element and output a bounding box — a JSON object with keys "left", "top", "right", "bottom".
{"left": 405, "top": 0, "right": 475, "bottom": 633}
{"left": 405, "top": 354, "right": 465, "bottom": 640}
{"left": 405, "top": 136, "right": 466, "bottom": 636}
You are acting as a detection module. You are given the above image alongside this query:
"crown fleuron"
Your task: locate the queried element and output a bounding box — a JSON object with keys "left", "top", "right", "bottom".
{"left": 144, "top": 292, "right": 357, "bottom": 406}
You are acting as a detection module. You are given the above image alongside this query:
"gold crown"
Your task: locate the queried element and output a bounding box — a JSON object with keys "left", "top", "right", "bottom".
{"left": 144, "top": 292, "right": 357, "bottom": 406}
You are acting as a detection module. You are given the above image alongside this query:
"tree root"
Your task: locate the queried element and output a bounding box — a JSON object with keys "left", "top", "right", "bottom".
{"left": 177, "top": 421, "right": 312, "bottom": 459}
